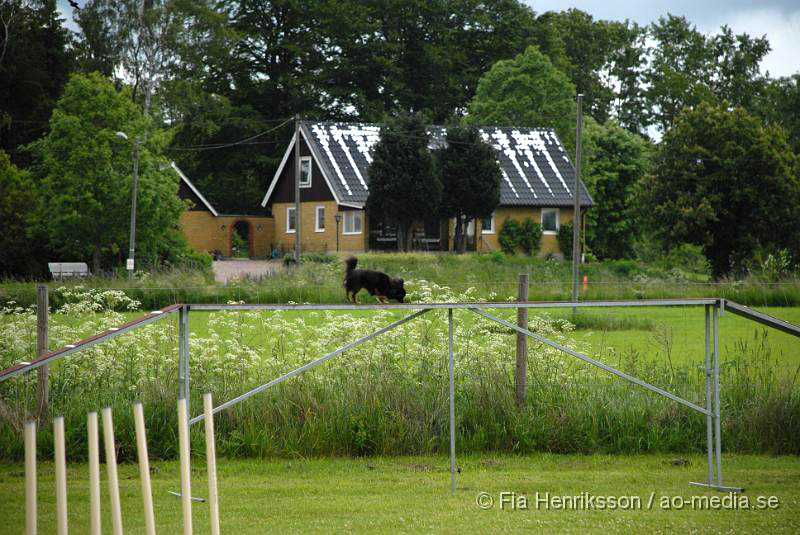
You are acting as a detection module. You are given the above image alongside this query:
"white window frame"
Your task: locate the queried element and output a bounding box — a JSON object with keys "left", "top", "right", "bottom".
{"left": 541, "top": 208, "right": 560, "bottom": 235}
{"left": 299, "top": 156, "right": 312, "bottom": 188}
{"left": 343, "top": 210, "right": 363, "bottom": 235}
{"left": 286, "top": 206, "right": 297, "bottom": 234}
{"left": 481, "top": 212, "right": 495, "bottom": 234}
{"left": 315, "top": 205, "right": 325, "bottom": 232}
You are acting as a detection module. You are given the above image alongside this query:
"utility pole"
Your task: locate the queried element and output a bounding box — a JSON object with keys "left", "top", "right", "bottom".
{"left": 571, "top": 94, "right": 583, "bottom": 306}
{"left": 117, "top": 131, "right": 140, "bottom": 281}
{"left": 294, "top": 115, "right": 302, "bottom": 265}
{"left": 128, "top": 138, "right": 140, "bottom": 281}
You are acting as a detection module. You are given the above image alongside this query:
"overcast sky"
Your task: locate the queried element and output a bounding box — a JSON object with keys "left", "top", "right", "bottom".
{"left": 524, "top": 1, "right": 799, "bottom": 77}
{"left": 57, "top": 0, "right": 798, "bottom": 78}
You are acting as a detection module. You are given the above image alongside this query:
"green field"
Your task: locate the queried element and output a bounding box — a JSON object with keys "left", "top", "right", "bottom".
{"left": 83, "top": 304, "right": 800, "bottom": 373}
{"left": 1, "top": 454, "right": 799, "bottom": 534}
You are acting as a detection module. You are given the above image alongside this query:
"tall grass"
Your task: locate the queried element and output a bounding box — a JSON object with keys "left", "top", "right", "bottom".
{"left": 1, "top": 284, "right": 798, "bottom": 461}
{"left": 2, "top": 253, "right": 800, "bottom": 308}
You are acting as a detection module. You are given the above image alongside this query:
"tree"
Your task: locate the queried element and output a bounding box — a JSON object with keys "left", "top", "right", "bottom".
{"left": 635, "top": 101, "right": 800, "bottom": 277}
{"left": 754, "top": 75, "right": 800, "bottom": 154}
{"left": 582, "top": 119, "right": 650, "bottom": 259}
{"left": 435, "top": 124, "right": 501, "bottom": 252}
{"left": 366, "top": 113, "right": 441, "bottom": 251}
{"left": 0, "top": 149, "right": 44, "bottom": 276}
{"left": 643, "top": 15, "right": 771, "bottom": 134}
{"left": 466, "top": 45, "right": 576, "bottom": 151}
{"left": 0, "top": 0, "right": 75, "bottom": 165}
{"left": 532, "top": 9, "right": 616, "bottom": 123}
{"left": 29, "top": 72, "right": 186, "bottom": 273}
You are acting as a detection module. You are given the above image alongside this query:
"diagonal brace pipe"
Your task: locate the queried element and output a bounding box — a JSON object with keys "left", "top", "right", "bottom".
{"left": 469, "top": 307, "right": 709, "bottom": 415}
{"left": 189, "top": 308, "right": 430, "bottom": 425}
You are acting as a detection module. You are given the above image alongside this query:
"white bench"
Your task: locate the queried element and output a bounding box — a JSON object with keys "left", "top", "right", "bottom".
{"left": 48, "top": 262, "right": 90, "bottom": 279}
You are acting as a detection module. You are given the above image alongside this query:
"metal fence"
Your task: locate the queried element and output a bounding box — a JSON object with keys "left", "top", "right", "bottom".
{"left": 2, "top": 298, "right": 799, "bottom": 495}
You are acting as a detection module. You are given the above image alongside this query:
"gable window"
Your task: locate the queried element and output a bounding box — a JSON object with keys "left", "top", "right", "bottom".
{"left": 481, "top": 212, "right": 495, "bottom": 234}
{"left": 541, "top": 208, "right": 559, "bottom": 234}
{"left": 343, "top": 210, "right": 363, "bottom": 234}
{"left": 286, "top": 206, "right": 297, "bottom": 234}
{"left": 315, "top": 206, "right": 325, "bottom": 232}
{"left": 299, "top": 156, "right": 312, "bottom": 187}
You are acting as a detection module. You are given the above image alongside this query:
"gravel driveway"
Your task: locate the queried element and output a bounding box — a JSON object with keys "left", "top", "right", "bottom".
{"left": 212, "top": 259, "right": 282, "bottom": 283}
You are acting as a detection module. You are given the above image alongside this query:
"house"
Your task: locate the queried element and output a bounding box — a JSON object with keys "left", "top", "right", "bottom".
{"left": 260, "top": 121, "right": 592, "bottom": 256}
{"left": 174, "top": 163, "right": 274, "bottom": 258}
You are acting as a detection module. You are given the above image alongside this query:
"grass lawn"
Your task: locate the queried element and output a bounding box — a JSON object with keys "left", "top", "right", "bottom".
{"left": 1, "top": 454, "right": 798, "bottom": 534}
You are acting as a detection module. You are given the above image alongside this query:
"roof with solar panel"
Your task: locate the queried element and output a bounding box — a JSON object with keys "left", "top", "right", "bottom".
{"left": 261, "top": 121, "right": 593, "bottom": 208}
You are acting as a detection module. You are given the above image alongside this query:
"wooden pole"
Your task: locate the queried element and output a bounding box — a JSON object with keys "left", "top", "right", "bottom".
{"left": 133, "top": 403, "right": 156, "bottom": 535}
{"left": 87, "top": 412, "right": 101, "bottom": 535}
{"left": 54, "top": 416, "right": 68, "bottom": 535}
{"left": 102, "top": 408, "right": 124, "bottom": 535}
{"left": 178, "top": 398, "right": 193, "bottom": 535}
{"left": 571, "top": 94, "right": 583, "bottom": 306}
{"left": 515, "top": 273, "right": 529, "bottom": 409}
{"left": 25, "top": 420, "right": 36, "bottom": 535}
{"left": 36, "top": 285, "right": 48, "bottom": 423}
{"left": 294, "top": 114, "right": 302, "bottom": 265}
{"left": 204, "top": 393, "right": 220, "bottom": 535}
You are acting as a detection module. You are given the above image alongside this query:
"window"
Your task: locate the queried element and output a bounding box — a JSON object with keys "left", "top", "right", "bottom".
{"left": 343, "top": 210, "right": 363, "bottom": 234}
{"left": 315, "top": 206, "right": 325, "bottom": 232}
{"left": 481, "top": 213, "right": 495, "bottom": 234}
{"left": 541, "top": 208, "right": 559, "bottom": 234}
{"left": 299, "top": 156, "right": 312, "bottom": 187}
{"left": 286, "top": 206, "right": 296, "bottom": 233}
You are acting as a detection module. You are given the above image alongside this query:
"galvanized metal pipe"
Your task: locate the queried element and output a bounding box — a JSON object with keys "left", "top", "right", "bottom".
{"left": 189, "top": 309, "right": 430, "bottom": 425}
{"left": 448, "top": 308, "right": 456, "bottom": 496}
{"left": 705, "top": 305, "right": 714, "bottom": 485}
{"left": 469, "top": 307, "right": 709, "bottom": 415}
{"left": 714, "top": 304, "right": 723, "bottom": 485}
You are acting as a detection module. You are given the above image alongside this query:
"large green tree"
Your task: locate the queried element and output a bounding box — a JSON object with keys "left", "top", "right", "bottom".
{"left": 0, "top": 150, "right": 45, "bottom": 276}
{"left": 466, "top": 45, "right": 577, "bottom": 151}
{"left": 644, "top": 15, "right": 771, "bottom": 133}
{"left": 636, "top": 101, "right": 800, "bottom": 277}
{"left": 581, "top": 119, "right": 650, "bottom": 259}
{"left": 29, "top": 72, "right": 186, "bottom": 273}
{"left": 0, "top": 0, "right": 75, "bottom": 165}
{"left": 366, "top": 113, "right": 441, "bottom": 251}
{"left": 754, "top": 74, "right": 800, "bottom": 154}
{"left": 435, "top": 124, "right": 501, "bottom": 253}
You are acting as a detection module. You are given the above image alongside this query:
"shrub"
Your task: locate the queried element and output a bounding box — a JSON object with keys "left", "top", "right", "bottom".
{"left": 498, "top": 219, "right": 521, "bottom": 255}
{"left": 518, "top": 218, "right": 543, "bottom": 256}
{"left": 557, "top": 223, "right": 573, "bottom": 260}
{"left": 231, "top": 230, "right": 248, "bottom": 257}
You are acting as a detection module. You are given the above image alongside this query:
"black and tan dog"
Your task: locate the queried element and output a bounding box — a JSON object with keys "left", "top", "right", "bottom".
{"left": 344, "top": 256, "right": 406, "bottom": 304}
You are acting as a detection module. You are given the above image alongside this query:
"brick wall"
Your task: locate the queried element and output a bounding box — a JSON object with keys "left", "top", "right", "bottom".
{"left": 180, "top": 212, "right": 275, "bottom": 257}
{"left": 473, "top": 207, "right": 575, "bottom": 257}
{"left": 272, "top": 201, "right": 368, "bottom": 253}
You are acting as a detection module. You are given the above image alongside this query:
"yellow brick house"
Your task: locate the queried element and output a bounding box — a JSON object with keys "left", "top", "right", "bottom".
{"left": 261, "top": 121, "right": 593, "bottom": 256}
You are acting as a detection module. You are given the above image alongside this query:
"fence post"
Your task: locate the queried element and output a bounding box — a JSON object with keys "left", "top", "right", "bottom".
{"left": 515, "top": 273, "right": 529, "bottom": 409}
{"left": 36, "top": 285, "right": 48, "bottom": 423}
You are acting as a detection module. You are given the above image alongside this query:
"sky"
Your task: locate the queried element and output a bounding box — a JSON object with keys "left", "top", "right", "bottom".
{"left": 524, "top": 0, "right": 799, "bottom": 77}
{"left": 57, "top": 0, "right": 798, "bottom": 78}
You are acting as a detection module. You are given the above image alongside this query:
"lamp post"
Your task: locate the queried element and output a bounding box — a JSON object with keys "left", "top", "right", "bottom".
{"left": 335, "top": 213, "right": 342, "bottom": 252}
{"left": 116, "top": 131, "right": 140, "bottom": 282}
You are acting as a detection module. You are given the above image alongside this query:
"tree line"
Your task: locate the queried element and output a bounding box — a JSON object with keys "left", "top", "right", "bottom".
{"left": 1, "top": 0, "right": 798, "bottom": 278}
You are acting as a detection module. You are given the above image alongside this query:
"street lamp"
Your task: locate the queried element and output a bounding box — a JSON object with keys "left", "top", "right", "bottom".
{"left": 116, "top": 131, "right": 140, "bottom": 282}
{"left": 335, "top": 212, "right": 342, "bottom": 252}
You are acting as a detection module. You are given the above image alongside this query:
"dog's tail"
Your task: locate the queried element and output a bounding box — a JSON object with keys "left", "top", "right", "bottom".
{"left": 345, "top": 256, "right": 358, "bottom": 275}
